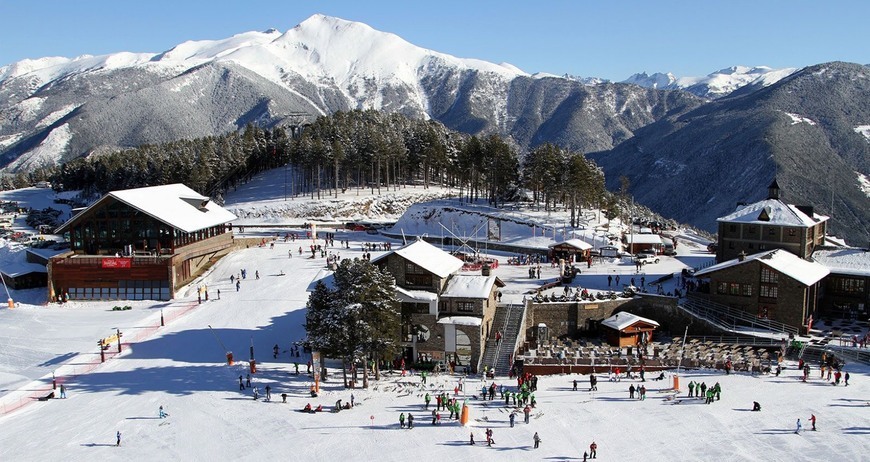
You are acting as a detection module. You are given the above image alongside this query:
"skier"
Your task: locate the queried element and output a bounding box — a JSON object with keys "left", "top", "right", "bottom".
{"left": 589, "top": 441, "right": 597, "bottom": 458}
{"left": 255, "top": 270, "right": 259, "bottom": 280}
{"left": 629, "top": 384, "right": 635, "bottom": 399}
{"left": 252, "top": 387, "right": 259, "bottom": 400}
{"left": 810, "top": 414, "right": 816, "bottom": 431}
{"left": 795, "top": 418, "right": 802, "bottom": 434}
{"left": 470, "top": 432, "right": 475, "bottom": 445}
{"left": 399, "top": 412, "right": 406, "bottom": 428}
{"left": 350, "top": 393, "right": 355, "bottom": 407}
{"left": 265, "top": 385, "right": 271, "bottom": 401}
{"left": 486, "top": 428, "right": 494, "bottom": 446}
{"left": 533, "top": 432, "right": 541, "bottom": 449}
{"left": 509, "top": 411, "right": 516, "bottom": 428}
{"left": 424, "top": 393, "right": 431, "bottom": 409}
{"left": 159, "top": 405, "right": 167, "bottom": 418}
{"left": 407, "top": 413, "right": 414, "bottom": 429}
{"left": 688, "top": 380, "right": 695, "bottom": 397}
{"left": 573, "top": 379, "right": 578, "bottom": 391}
{"left": 116, "top": 431, "right": 121, "bottom": 446}
{"left": 239, "top": 375, "right": 245, "bottom": 390}
{"left": 590, "top": 374, "right": 597, "bottom": 391}
{"left": 523, "top": 404, "right": 531, "bottom": 424}
{"left": 246, "top": 374, "right": 251, "bottom": 388}
{"left": 59, "top": 384, "right": 66, "bottom": 399}
{"left": 844, "top": 371, "right": 850, "bottom": 386}
{"left": 273, "top": 344, "right": 279, "bottom": 359}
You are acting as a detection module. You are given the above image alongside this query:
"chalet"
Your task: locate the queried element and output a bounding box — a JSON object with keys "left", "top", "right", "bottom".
{"left": 549, "top": 239, "right": 593, "bottom": 263}
{"left": 693, "top": 249, "right": 829, "bottom": 331}
{"left": 715, "top": 180, "right": 828, "bottom": 262}
{"left": 811, "top": 246, "right": 870, "bottom": 321}
{"left": 371, "top": 239, "right": 504, "bottom": 372}
{"left": 48, "top": 184, "right": 236, "bottom": 301}
{"left": 600, "top": 312, "right": 659, "bottom": 347}
{"left": 624, "top": 233, "right": 663, "bottom": 254}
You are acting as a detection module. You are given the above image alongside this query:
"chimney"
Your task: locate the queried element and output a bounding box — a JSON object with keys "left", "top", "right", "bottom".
{"left": 796, "top": 205, "right": 814, "bottom": 218}
{"left": 738, "top": 251, "right": 746, "bottom": 262}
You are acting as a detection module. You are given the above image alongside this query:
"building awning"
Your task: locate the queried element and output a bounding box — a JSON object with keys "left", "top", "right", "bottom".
{"left": 437, "top": 316, "right": 483, "bottom": 327}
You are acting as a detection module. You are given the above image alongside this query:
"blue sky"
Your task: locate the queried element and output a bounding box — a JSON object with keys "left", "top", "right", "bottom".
{"left": 1, "top": 0, "right": 867, "bottom": 81}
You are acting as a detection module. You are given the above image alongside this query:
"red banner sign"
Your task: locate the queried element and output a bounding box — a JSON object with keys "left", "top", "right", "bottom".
{"left": 101, "top": 257, "right": 132, "bottom": 269}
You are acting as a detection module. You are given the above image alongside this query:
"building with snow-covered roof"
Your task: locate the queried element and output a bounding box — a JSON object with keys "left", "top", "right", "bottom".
{"left": 715, "top": 180, "right": 828, "bottom": 262}
{"left": 372, "top": 239, "right": 505, "bottom": 373}
{"left": 812, "top": 246, "right": 870, "bottom": 320}
{"left": 623, "top": 233, "right": 664, "bottom": 254}
{"left": 693, "top": 249, "right": 829, "bottom": 330}
{"left": 600, "top": 312, "right": 659, "bottom": 347}
{"left": 549, "top": 239, "right": 593, "bottom": 262}
{"left": 48, "top": 184, "right": 237, "bottom": 301}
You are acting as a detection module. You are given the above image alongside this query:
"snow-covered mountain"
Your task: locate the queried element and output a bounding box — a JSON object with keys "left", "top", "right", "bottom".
{"left": 623, "top": 65, "right": 797, "bottom": 99}
{"left": 0, "top": 14, "right": 701, "bottom": 172}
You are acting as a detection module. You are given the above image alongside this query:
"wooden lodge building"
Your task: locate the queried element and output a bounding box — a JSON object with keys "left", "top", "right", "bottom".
{"left": 600, "top": 312, "right": 659, "bottom": 347}
{"left": 48, "top": 184, "right": 237, "bottom": 301}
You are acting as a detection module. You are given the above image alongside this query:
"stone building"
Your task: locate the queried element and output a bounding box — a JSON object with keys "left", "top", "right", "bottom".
{"left": 49, "top": 184, "right": 236, "bottom": 301}
{"left": 370, "top": 239, "right": 504, "bottom": 373}
{"left": 715, "top": 180, "right": 828, "bottom": 262}
{"left": 693, "top": 249, "right": 829, "bottom": 330}
{"left": 811, "top": 246, "right": 870, "bottom": 321}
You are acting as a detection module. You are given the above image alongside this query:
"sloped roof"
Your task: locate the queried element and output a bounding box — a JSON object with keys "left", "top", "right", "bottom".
{"left": 0, "top": 261, "right": 47, "bottom": 278}
{"left": 717, "top": 198, "right": 828, "bottom": 227}
{"left": 436, "top": 316, "right": 483, "bottom": 327}
{"left": 441, "top": 274, "right": 504, "bottom": 299}
{"left": 395, "top": 286, "right": 438, "bottom": 302}
{"left": 624, "top": 234, "right": 664, "bottom": 245}
{"left": 56, "top": 184, "right": 237, "bottom": 234}
{"left": 601, "top": 312, "right": 660, "bottom": 331}
{"left": 695, "top": 249, "right": 830, "bottom": 286}
{"left": 373, "top": 239, "right": 463, "bottom": 279}
{"left": 549, "top": 239, "right": 593, "bottom": 251}
{"left": 306, "top": 269, "right": 335, "bottom": 292}
{"left": 812, "top": 247, "right": 870, "bottom": 277}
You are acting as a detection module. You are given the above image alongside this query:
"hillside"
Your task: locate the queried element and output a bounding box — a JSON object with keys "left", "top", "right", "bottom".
{"left": 591, "top": 62, "right": 870, "bottom": 246}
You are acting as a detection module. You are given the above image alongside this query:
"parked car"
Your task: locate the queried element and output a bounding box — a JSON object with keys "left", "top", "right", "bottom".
{"left": 707, "top": 243, "right": 718, "bottom": 253}
{"left": 634, "top": 251, "right": 660, "bottom": 264}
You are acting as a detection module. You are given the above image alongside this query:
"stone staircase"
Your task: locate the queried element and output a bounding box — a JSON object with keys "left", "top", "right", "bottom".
{"left": 480, "top": 303, "right": 526, "bottom": 376}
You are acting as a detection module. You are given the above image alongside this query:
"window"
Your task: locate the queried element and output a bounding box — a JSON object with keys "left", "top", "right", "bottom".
{"left": 834, "top": 278, "right": 865, "bottom": 295}
{"left": 768, "top": 228, "right": 775, "bottom": 236}
{"left": 405, "top": 273, "right": 431, "bottom": 287}
{"left": 717, "top": 282, "right": 728, "bottom": 295}
{"left": 457, "top": 301, "right": 475, "bottom": 313}
{"left": 760, "top": 268, "right": 778, "bottom": 283}
{"left": 788, "top": 228, "right": 796, "bottom": 237}
{"left": 760, "top": 284, "right": 778, "bottom": 299}
{"left": 742, "top": 284, "right": 753, "bottom": 297}
{"left": 405, "top": 262, "right": 424, "bottom": 274}
{"left": 729, "top": 283, "right": 740, "bottom": 296}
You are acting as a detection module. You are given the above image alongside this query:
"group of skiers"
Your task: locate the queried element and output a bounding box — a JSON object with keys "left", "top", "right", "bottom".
{"left": 687, "top": 380, "right": 722, "bottom": 403}
{"left": 627, "top": 384, "right": 647, "bottom": 400}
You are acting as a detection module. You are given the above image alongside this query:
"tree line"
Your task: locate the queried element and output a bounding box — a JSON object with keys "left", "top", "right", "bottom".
{"left": 3, "top": 109, "right": 609, "bottom": 219}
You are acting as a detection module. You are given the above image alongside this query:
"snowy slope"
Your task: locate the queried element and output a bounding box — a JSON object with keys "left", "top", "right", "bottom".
{"left": 0, "top": 185, "right": 868, "bottom": 461}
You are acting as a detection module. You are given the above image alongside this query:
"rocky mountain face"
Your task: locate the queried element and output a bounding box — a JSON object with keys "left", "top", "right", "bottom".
{"left": 0, "top": 14, "right": 701, "bottom": 173}
{"left": 591, "top": 62, "right": 870, "bottom": 246}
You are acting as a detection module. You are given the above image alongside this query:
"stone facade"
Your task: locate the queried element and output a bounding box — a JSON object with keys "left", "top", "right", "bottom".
{"left": 717, "top": 220, "right": 825, "bottom": 262}
{"left": 693, "top": 259, "right": 820, "bottom": 329}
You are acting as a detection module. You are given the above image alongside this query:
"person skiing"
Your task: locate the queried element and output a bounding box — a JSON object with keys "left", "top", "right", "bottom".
{"left": 844, "top": 371, "right": 850, "bottom": 386}
{"left": 59, "top": 384, "right": 66, "bottom": 399}
{"left": 573, "top": 378, "right": 578, "bottom": 391}
{"left": 116, "top": 431, "right": 121, "bottom": 446}
{"left": 523, "top": 404, "right": 531, "bottom": 424}
{"left": 590, "top": 374, "right": 597, "bottom": 391}
{"left": 407, "top": 413, "right": 414, "bottom": 429}
{"left": 509, "top": 411, "right": 516, "bottom": 428}
{"left": 265, "top": 385, "right": 271, "bottom": 401}
{"left": 273, "top": 344, "right": 279, "bottom": 359}
{"left": 252, "top": 387, "right": 259, "bottom": 400}
{"left": 810, "top": 414, "right": 817, "bottom": 431}
{"left": 424, "top": 393, "right": 431, "bottom": 409}
{"left": 399, "top": 412, "right": 405, "bottom": 428}
{"left": 470, "top": 431, "right": 476, "bottom": 445}
{"left": 246, "top": 374, "right": 251, "bottom": 388}
{"left": 688, "top": 380, "right": 695, "bottom": 397}
{"left": 486, "top": 428, "right": 494, "bottom": 446}
{"left": 159, "top": 405, "right": 167, "bottom": 418}
{"left": 795, "top": 418, "right": 802, "bottom": 434}
{"left": 629, "top": 384, "right": 635, "bottom": 399}
{"left": 533, "top": 432, "right": 541, "bottom": 449}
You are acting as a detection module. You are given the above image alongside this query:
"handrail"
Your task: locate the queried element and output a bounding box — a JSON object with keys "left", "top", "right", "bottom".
{"left": 682, "top": 293, "right": 799, "bottom": 336}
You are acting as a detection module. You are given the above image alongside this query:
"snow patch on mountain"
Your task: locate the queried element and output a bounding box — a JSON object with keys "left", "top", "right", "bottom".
{"left": 783, "top": 112, "right": 817, "bottom": 126}
{"left": 0, "top": 133, "right": 23, "bottom": 148}
{"left": 858, "top": 172, "right": 870, "bottom": 197}
{"left": 5, "top": 123, "right": 71, "bottom": 171}
{"left": 35, "top": 104, "right": 78, "bottom": 129}
{"left": 854, "top": 125, "right": 870, "bottom": 142}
